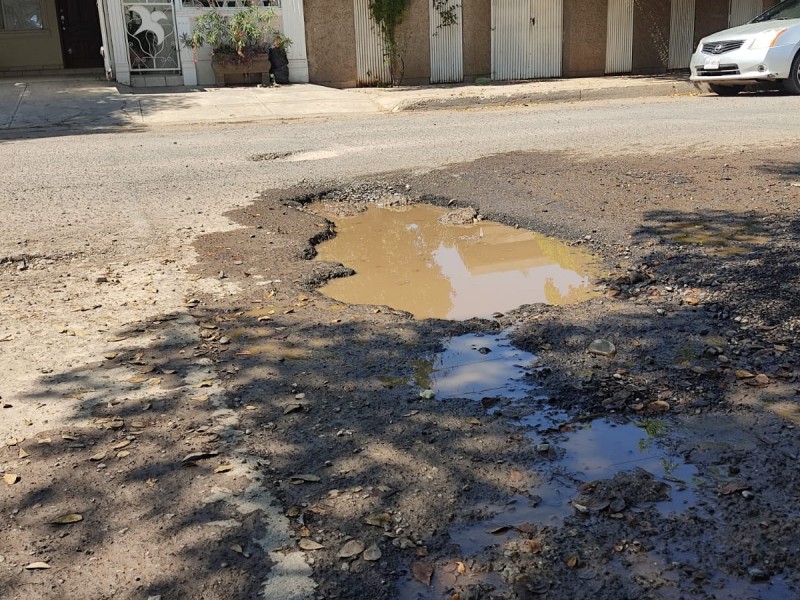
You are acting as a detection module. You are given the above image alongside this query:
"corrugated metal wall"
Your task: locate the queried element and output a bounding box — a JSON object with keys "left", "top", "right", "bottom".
{"left": 606, "top": 0, "right": 634, "bottom": 74}
{"left": 430, "top": 2, "right": 464, "bottom": 83}
{"left": 491, "top": 0, "right": 562, "bottom": 81}
{"left": 353, "top": 0, "right": 390, "bottom": 86}
{"left": 729, "top": 0, "right": 763, "bottom": 27}
{"left": 668, "top": 0, "right": 696, "bottom": 69}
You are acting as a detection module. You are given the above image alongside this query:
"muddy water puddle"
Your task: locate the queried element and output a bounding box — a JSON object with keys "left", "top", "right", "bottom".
{"left": 313, "top": 204, "right": 598, "bottom": 320}
{"left": 416, "top": 332, "right": 538, "bottom": 402}
{"left": 417, "top": 333, "right": 698, "bottom": 547}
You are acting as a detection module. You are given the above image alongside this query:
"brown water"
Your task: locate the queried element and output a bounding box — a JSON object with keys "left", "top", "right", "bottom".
{"left": 313, "top": 204, "right": 598, "bottom": 320}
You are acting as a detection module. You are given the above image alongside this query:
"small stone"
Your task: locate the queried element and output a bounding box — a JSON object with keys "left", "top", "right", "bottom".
{"left": 748, "top": 567, "right": 769, "bottom": 582}
{"left": 588, "top": 339, "right": 616, "bottom": 357}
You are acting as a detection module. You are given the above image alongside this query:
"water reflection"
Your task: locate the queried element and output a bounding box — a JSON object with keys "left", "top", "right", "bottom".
{"left": 314, "top": 204, "right": 597, "bottom": 320}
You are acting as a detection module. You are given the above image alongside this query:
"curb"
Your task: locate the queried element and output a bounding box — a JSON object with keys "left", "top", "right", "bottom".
{"left": 391, "top": 81, "right": 702, "bottom": 112}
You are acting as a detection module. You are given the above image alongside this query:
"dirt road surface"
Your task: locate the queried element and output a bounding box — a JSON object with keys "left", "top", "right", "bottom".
{"left": 1, "top": 95, "right": 799, "bottom": 599}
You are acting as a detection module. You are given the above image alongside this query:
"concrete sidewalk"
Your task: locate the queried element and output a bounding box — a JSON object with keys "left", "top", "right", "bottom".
{"left": 0, "top": 73, "right": 701, "bottom": 132}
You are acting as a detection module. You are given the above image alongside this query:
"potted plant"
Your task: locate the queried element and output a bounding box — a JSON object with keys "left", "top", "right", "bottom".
{"left": 181, "top": 1, "right": 289, "bottom": 86}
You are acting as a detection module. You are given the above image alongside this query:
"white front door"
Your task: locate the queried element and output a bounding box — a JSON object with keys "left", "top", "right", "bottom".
{"left": 606, "top": 0, "right": 634, "bottom": 74}
{"left": 669, "top": 0, "right": 696, "bottom": 70}
{"left": 491, "top": 0, "right": 562, "bottom": 81}
{"left": 430, "top": 1, "right": 464, "bottom": 83}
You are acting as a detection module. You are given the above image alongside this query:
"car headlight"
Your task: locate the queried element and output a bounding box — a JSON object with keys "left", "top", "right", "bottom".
{"left": 750, "top": 28, "right": 788, "bottom": 50}
{"left": 696, "top": 40, "right": 704, "bottom": 53}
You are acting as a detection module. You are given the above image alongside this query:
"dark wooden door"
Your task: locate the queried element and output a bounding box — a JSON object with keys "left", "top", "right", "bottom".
{"left": 56, "top": 0, "right": 104, "bottom": 68}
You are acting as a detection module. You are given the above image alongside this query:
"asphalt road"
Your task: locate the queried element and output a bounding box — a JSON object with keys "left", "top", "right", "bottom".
{"left": 1, "top": 93, "right": 798, "bottom": 262}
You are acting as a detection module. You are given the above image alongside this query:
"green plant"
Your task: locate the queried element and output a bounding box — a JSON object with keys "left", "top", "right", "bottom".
{"left": 368, "top": 0, "right": 408, "bottom": 85}
{"left": 433, "top": 0, "right": 459, "bottom": 29}
{"left": 181, "top": 1, "right": 289, "bottom": 61}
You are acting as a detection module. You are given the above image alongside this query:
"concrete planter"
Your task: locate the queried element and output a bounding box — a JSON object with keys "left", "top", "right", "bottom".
{"left": 211, "top": 54, "right": 271, "bottom": 86}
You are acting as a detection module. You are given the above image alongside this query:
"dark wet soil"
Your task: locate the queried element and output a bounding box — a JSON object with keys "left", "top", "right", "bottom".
{"left": 13, "top": 148, "right": 793, "bottom": 600}
{"left": 180, "top": 147, "right": 800, "bottom": 599}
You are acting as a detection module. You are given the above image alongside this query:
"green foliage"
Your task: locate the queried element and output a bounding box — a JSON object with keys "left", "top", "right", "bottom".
{"left": 369, "top": 0, "right": 408, "bottom": 85}
{"left": 181, "top": 1, "right": 289, "bottom": 59}
{"left": 433, "top": 0, "right": 459, "bottom": 28}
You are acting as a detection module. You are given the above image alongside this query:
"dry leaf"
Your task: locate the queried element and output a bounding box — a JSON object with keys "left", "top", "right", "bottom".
{"left": 402, "top": 410, "right": 419, "bottom": 417}
{"left": 18, "top": 448, "right": 29, "bottom": 459}
{"left": 146, "top": 478, "right": 157, "bottom": 488}
{"left": 734, "top": 369, "right": 756, "bottom": 379}
{"left": 51, "top": 513, "right": 83, "bottom": 525}
{"left": 117, "top": 450, "right": 131, "bottom": 459}
{"left": 3, "top": 473, "right": 20, "bottom": 485}
{"left": 298, "top": 539, "right": 324, "bottom": 551}
{"left": 89, "top": 451, "right": 107, "bottom": 462}
{"left": 127, "top": 376, "right": 149, "bottom": 384}
{"left": 466, "top": 417, "right": 481, "bottom": 426}
{"left": 197, "top": 380, "right": 214, "bottom": 388}
{"left": 181, "top": 451, "right": 219, "bottom": 464}
{"left": 338, "top": 540, "right": 365, "bottom": 559}
{"left": 191, "top": 394, "right": 210, "bottom": 403}
{"left": 112, "top": 440, "right": 131, "bottom": 450}
{"left": 566, "top": 556, "right": 579, "bottom": 569}
{"left": 283, "top": 403, "right": 303, "bottom": 415}
{"left": 488, "top": 525, "right": 511, "bottom": 534}
{"left": 456, "top": 561, "right": 466, "bottom": 574}
{"left": 363, "top": 544, "right": 382, "bottom": 561}
{"left": 720, "top": 482, "right": 751, "bottom": 495}
{"left": 364, "top": 512, "right": 392, "bottom": 527}
{"left": 290, "top": 474, "right": 320, "bottom": 484}
{"left": 24, "top": 562, "right": 50, "bottom": 570}
{"left": 411, "top": 561, "right": 434, "bottom": 586}
{"left": 299, "top": 526, "right": 311, "bottom": 537}
{"left": 214, "top": 464, "right": 233, "bottom": 473}
{"left": 200, "top": 322, "right": 218, "bottom": 330}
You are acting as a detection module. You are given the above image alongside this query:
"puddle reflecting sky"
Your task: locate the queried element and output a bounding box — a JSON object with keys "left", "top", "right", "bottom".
{"left": 314, "top": 204, "right": 597, "bottom": 320}
{"left": 422, "top": 332, "right": 537, "bottom": 401}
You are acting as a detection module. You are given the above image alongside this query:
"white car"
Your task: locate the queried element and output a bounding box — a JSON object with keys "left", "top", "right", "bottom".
{"left": 690, "top": 0, "right": 800, "bottom": 95}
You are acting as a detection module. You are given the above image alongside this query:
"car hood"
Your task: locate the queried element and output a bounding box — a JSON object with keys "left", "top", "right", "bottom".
{"left": 702, "top": 18, "right": 800, "bottom": 41}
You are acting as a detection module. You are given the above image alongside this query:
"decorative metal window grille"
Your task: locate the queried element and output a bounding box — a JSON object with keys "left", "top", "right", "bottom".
{"left": 181, "top": 1, "right": 281, "bottom": 7}
{"left": 0, "top": 0, "right": 44, "bottom": 31}
{"left": 124, "top": 1, "right": 180, "bottom": 72}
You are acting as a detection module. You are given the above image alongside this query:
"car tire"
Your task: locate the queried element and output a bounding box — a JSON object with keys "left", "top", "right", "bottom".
{"left": 782, "top": 52, "right": 800, "bottom": 94}
{"left": 708, "top": 83, "right": 744, "bottom": 96}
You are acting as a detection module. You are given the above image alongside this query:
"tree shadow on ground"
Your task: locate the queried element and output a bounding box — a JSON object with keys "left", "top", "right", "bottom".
{"left": 3, "top": 185, "right": 799, "bottom": 599}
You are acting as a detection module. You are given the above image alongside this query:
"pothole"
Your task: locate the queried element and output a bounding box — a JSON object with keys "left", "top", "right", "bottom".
{"left": 249, "top": 151, "right": 296, "bottom": 161}
{"left": 312, "top": 203, "right": 598, "bottom": 320}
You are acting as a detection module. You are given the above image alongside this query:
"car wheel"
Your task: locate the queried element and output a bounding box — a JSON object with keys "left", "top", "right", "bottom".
{"left": 782, "top": 52, "right": 800, "bottom": 94}
{"left": 708, "top": 83, "right": 744, "bottom": 96}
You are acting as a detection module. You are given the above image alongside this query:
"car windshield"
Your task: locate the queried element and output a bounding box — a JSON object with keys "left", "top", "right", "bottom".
{"left": 753, "top": 0, "right": 800, "bottom": 22}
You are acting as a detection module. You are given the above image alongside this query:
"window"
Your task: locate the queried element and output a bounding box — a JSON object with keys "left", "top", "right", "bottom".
{"left": 0, "top": 0, "right": 43, "bottom": 31}
{"left": 181, "top": 1, "right": 281, "bottom": 7}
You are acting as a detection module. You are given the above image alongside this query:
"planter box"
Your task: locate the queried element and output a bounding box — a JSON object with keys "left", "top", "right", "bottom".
{"left": 211, "top": 54, "right": 271, "bottom": 86}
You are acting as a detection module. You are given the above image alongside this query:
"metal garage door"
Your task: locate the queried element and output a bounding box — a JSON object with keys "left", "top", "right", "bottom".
{"left": 354, "top": 0, "right": 390, "bottom": 86}
{"left": 430, "top": 1, "right": 464, "bottom": 83}
{"left": 729, "top": 0, "right": 763, "bottom": 27}
{"left": 491, "top": 0, "right": 563, "bottom": 81}
{"left": 669, "top": 0, "right": 696, "bottom": 69}
{"left": 606, "top": 0, "right": 634, "bottom": 74}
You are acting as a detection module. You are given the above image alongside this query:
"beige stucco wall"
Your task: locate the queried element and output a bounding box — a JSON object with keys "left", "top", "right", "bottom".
{"left": 563, "top": 0, "right": 607, "bottom": 78}
{"left": 0, "top": 0, "right": 63, "bottom": 71}
{"left": 463, "top": 0, "right": 490, "bottom": 79}
{"left": 694, "top": 0, "right": 729, "bottom": 46}
{"left": 632, "top": 0, "right": 671, "bottom": 74}
{"left": 395, "top": 0, "right": 430, "bottom": 84}
{"left": 303, "top": 0, "right": 357, "bottom": 87}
